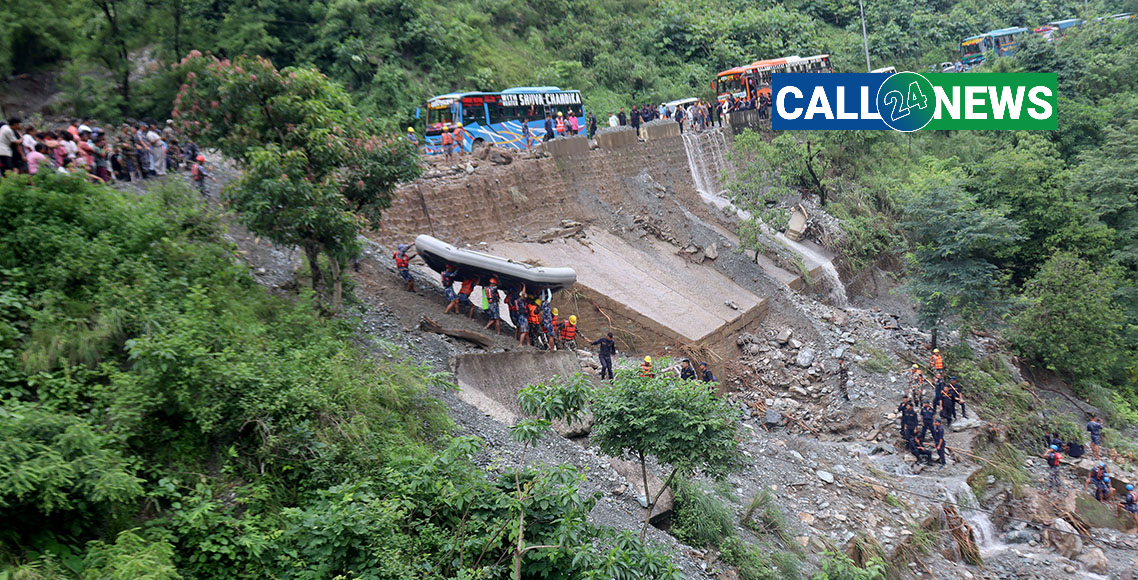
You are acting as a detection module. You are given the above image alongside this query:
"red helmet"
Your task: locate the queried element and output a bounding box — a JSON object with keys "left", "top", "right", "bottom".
{"left": 195, "top": 155, "right": 205, "bottom": 162}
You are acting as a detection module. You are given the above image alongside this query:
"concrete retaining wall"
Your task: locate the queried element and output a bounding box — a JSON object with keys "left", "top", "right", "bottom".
{"left": 641, "top": 120, "right": 680, "bottom": 142}
{"left": 725, "top": 109, "right": 768, "bottom": 135}
{"left": 596, "top": 126, "right": 638, "bottom": 150}
{"left": 543, "top": 135, "right": 590, "bottom": 159}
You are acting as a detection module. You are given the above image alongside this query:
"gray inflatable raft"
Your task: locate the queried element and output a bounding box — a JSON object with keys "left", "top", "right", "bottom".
{"left": 414, "top": 234, "right": 577, "bottom": 293}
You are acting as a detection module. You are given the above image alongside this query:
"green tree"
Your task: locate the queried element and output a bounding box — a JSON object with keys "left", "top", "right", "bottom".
{"left": 898, "top": 159, "right": 1022, "bottom": 329}
{"left": 1008, "top": 251, "right": 1123, "bottom": 387}
{"left": 508, "top": 374, "right": 591, "bottom": 580}
{"left": 590, "top": 367, "right": 740, "bottom": 540}
{"left": 174, "top": 53, "right": 421, "bottom": 310}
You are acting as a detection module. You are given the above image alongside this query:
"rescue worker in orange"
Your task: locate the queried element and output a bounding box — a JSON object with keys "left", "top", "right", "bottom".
{"left": 458, "top": 276, "right": 479, "bottom": 319}
{"left": 526, "top": 297, "right": 541, "bottom": 347}
{"left": 640, "top": 356, "right": 655, "bottom": 378}
{"left": 555, "top": 111, "right": 566, "bottom": 137}
{"left": 394, "top": 244, "right": 416, "bottom": 292}
{"left": 559, "top": 315, "right": 578, "bottom": 350}
{"left": 930, "top": 349, "right": 945, "bottom": 374}
{"left": 908, "top": 364, "right": 924, "bottom": 402}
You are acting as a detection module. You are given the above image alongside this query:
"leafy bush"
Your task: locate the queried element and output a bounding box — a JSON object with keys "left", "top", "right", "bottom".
{"left": 719, "top": 536, "right": 780, "bottom": 580}
{"left": 812, "top": 552, "right": 886, "bottom": 580}
{"left": 671, "top": 478, "right": 734, "bottom": 549}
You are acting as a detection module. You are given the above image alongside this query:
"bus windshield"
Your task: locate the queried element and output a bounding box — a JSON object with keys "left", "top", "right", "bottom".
{"left": 717, "top": 74, "right": 744, "bottom": 95}
{"left": 961, "top": 38, "right": 986, "bottom": 56}
{"left": 427, "top": 107, "right": 454, "bottom": 127}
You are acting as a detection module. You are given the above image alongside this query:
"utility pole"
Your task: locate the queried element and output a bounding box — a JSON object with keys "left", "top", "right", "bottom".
{"left": 859, "top": 0, "right": 872, "bottom": 72}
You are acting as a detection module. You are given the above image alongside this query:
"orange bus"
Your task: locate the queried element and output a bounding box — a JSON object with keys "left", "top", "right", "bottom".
{"left": 713, "top": 55, "right": 833, "bottom": 103}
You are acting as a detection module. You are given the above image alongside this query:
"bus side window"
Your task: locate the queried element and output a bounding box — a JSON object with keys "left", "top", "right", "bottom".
{"left": 462, "top": 105, "right": 485, "bottom": 126}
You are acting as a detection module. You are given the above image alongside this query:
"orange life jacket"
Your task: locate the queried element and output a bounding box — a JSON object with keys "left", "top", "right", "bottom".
{"left": 550, "top": 315, "right": 559, "bottom": 332}
{"left": 459, "top": 278, "right": 475, "bottom": 296}
{"left": 441, "top": 132, "right": 453, "bottom": 145}
{"left": 394, "top": 253, "right": 409, "bottom": 268}
{"left": 527, "top": 303, "right": 540, "bottom": 325}
{"left": 560, "top": 322, "right": 577, "bottom": 340}
{"left": 639, "top": 363, "right": 654, "bottom": 378}
{"left": 930, "top": 354, "right": 944, "bottom": 370}
{"left": 555, "top": 118, "right": 565, "bottom": 133}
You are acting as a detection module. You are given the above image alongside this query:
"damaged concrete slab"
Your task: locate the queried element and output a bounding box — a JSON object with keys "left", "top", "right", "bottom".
{"left": 488, "top": 228, "right": 767, "bottom": 358}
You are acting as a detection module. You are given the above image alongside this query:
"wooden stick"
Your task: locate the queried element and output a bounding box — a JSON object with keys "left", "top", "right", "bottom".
{"left": 419, "top": 316, "right": 494, "bottom": 348}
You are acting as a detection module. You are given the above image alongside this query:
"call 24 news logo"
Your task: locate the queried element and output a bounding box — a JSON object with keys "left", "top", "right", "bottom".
{"left": 771, "top": 72, "right": 1058, "bottom": 131}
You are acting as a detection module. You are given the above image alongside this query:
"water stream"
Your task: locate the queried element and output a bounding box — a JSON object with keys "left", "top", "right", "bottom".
{"left": 680, "top": 129, "right": 851, "bottom": 307}
{"left": 774, "top": 232, "right": 849, "bottom": 307}
{"left": 944, "top": 481, "right": 1007, "bottom": 556}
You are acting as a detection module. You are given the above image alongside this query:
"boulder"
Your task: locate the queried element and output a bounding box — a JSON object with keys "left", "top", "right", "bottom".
{"left": 607, "top": 457, "right": 673, "bottom": 523}
{"left": 1045, "top": 517, "right": 1082, "bottom": 559}
{"left": 776, "top": 328, "right": 793, "bottom": 344}
{"left": 950, "top": 416, "right": 982, "bottom": 432}
{"left": 704, "top": 243, "right": 718, "bottom": 260}
{"left": 816, "top": 470, "right": 835, "bottom": 484}
{"left": 796, "top": 348, "right": 816, "bottom": 368}
{"left": 1077, "top": 548, "right": 1108, "bottom": 574}
{"left": 1004, "top": 529, "right": 1037, "bottom": 544}
{"left": 765, "top": 409, "right": 784, "bottom": 427}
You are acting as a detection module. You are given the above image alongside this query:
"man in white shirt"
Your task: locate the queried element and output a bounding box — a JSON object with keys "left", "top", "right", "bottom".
{"left": 146, "top": 123, "right": 166, "bottom": 176}
{"left": 608, "top": 113, "right": 618, "bottom": 128}
{"left": 0, "top": 118, "right": 24, "bottom": 175}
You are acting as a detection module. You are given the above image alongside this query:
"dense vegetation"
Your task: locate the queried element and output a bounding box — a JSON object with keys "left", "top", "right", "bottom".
{"left": 731, "top": 21, "right": 1138, "bottom": 421}
{"left": 3, "top": 0, "right": 1133, "bottom": 126}
{"left": 0, "top": 175, "right": 686, "bottom": 578}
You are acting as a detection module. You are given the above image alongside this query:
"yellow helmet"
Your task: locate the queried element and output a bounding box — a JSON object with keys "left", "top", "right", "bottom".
{"left": 456, "top": 122, "right": 463, "bottom": 128}
{"left": 557, "top": 111, "right": 563, "bottom": 116}
{"left": 552, "top": 308, "right": 559, "bottom": 316}
{"left": 407, "top": 127, "right": 414, "bottom": 133}
{"left": 535, "top": 299, "right": 542, "bottom": 306}
{"left": 569, "top": 315, "right": 577, "bottom": 324}
{"left": 912, "top": 364, "right": 919, "bottom": 369}
{"left": 644, "top": 356, "right": 652, "bottom": 363}
{"left": 933, "top": 348, "right": 939, "bottom": 353}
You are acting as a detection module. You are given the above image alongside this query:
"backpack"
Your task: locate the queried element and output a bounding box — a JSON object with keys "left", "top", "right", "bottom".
{"left": 1048, "top": 452, "right": 1063, "bottom": 467}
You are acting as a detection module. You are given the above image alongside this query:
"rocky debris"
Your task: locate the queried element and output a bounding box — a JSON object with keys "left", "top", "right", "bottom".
{"left": 632, "top": 215, "right": 681, "bottom": 246}
{"left": 816, "top": 470, "right": 834, "bottom": 484}
{"left": 950, "top": 416, "right": 982, "bottom": 432}
{"left": 1077, "top": 547, "right": 1108, "bottom": 574}
{"left": 1004, "top": 529, "right": 1038, "bottom": 544}
{"left": 475, "top": 144, "right": 514, "bottom": 165}
{"left": 765, "top": 409, "right": 784, "bottom": 427}
{"left": 796, "top": 348, "right": 815, "bottom": 368}
{"left": 776, "top": 329, "right": 793, "bottom": 344}
{"left": 725, "top": 300, "right": 739, "bottom": 310}
{"left": 704, "top": 242, "right": 718, "bottom": 260}
{"left": 537, "top": 219, "right": 586, "bottom": 242}
{"left": 1046, "top": 518, "right": 1082, "bottom": 559}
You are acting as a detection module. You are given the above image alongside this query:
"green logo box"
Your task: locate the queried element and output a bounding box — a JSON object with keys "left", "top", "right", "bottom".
{"left": 923, "top": 73, "right": 1057, "bottom": 130}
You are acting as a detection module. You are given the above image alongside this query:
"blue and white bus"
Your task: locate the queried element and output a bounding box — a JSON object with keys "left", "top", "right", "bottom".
{"left": 422, "top": 87, "right": 585, "bottom": 154}
{"left": 959, "top": 27, "right": 1029, "bottom": 65}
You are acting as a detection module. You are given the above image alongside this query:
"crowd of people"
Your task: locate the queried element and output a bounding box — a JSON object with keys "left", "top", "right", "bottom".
{"left": 592, "top": 93, "right": 778, "bottom": 140}
{"left": 0, "top": 116, "right": 218, "bottom": 194}
{"left": 900, "top": 347, "right": 1138, "bottom": 527}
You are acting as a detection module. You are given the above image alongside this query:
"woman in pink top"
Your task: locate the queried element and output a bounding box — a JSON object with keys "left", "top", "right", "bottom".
{"left": 26, "top": 144, "right": 48, "bottom": 175}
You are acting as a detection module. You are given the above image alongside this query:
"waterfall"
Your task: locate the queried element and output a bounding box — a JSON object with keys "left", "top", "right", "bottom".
{"left": 680, "top": 128, "right": 850, "bottom": 307}
{"left": 774, "top": 232, "right": 849, "bottom": 307}
{"left": 946, "top": 482, "right": 1006, "bottom": 555}
{"left": 681, "top": 129, "right": 749, "bottom": 218}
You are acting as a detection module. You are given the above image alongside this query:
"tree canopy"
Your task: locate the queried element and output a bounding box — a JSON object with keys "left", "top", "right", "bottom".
{"left": 174, "top": 52, "right": 421, "bottom": 309}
